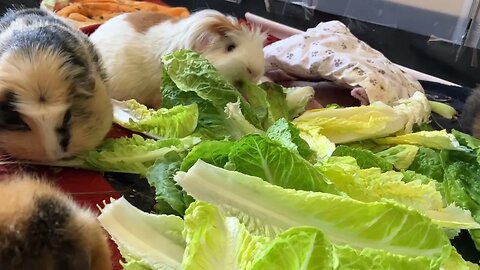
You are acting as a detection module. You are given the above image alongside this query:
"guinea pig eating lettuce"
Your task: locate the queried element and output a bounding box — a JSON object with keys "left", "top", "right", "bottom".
{"left": 89, "top": 9, "right": 267, "bottom": 108}
{"left": 0, "top": 8, "right": 113, "bottom": 162}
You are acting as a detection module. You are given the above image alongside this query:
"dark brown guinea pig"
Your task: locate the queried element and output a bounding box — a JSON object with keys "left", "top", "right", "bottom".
{"left": 461, "top": 87, "right": 480, "bottom": 138}
{"left": 0, "top": 8, "right": 113, "bottom": 162}
{"left": 0, "top": 173, "right": 112, "bottom": 270}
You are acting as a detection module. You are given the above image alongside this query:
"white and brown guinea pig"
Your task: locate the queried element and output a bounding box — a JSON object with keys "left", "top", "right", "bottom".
{"left": 0, "top": 8, "right": 113, "bottom": 162}
{"left": 89, "top": 9, "right": 267, "bottom": 108}
{"left": 0, "top": 174, "right": 112, "bottom": 270}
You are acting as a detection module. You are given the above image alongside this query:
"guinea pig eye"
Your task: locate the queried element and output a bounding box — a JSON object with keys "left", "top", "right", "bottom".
{"left": 0, "top": 92, "right": 30, "bottom": 131}
{"left": 226, "top": 43, "right": 236, "bottom": 52}
{"left": 0, "top": 111, "right": 30, "bottom": 131}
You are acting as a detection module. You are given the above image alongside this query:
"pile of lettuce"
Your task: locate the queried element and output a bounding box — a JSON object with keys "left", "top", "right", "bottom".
{"left": 25, "top": 50, "right": 480, "bottom": 268}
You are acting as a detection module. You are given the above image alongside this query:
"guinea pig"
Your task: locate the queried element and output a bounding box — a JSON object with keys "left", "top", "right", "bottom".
{"left": 0, "top": 8, "right": 113, "bottom": 162}
{"left": 0, "top": 173, "right": 112, "bottom": 270}
{"left": 89, "top": 9, "right": 267, "bottom": 108}
{"left": 461, "top": 86, "right": 480, "bottom": 138}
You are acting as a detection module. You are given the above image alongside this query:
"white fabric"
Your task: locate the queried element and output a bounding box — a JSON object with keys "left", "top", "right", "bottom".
{"left": 263, "top": 20, "right": 425, "bottom": 105}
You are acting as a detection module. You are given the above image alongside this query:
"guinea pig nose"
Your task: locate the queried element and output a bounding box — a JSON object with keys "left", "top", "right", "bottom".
{"left": 247, "top": 68, "right": 253, "bottom": 76}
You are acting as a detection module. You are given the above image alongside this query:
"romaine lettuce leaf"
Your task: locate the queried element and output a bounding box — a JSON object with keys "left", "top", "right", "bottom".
{"left": 160, "top": 50, "right": 262, "bottom": 140}
{"left": 224, "top": 101, "right": 265, "bottom": 139}
{"left": 113, "top": 99, "right": 198, "bottom": 139}
{"left": 332, "top": 145, "right": 393, "bottom": 172}
{"left": 452, "top": 129, "right": 480, "bottom": 150}
{"left": 84, "top": 135, "right": 200, "bottom": 175}
{"left": 147, "top": 161, "right": 194, "bottom": 216}
{"left": 236, "top": 81, "right": 290, "bottom": 129}
{"left": 174, "top": 160, "right": 452, "bottom": 264}
{"left": 98, "top": 197, "right": 185, "bottom": 270}
{"left": 293, "top": 102, "right": 406, "bottom": 144}
{"left": 227, "top": 135, "right": 338, "bottom": 194}
{"left": 299, "top": 129, "right": 336, "bottom": 163}
{"left": 266, "top": 118, "right": 314, "bottom": 160}
{"left": 374, "top": 130, "right": 469, "bottom": 152}
{"left": 180, "top": 140, "right": 234, "bottom": 171}
{"left": 282, "top": 85, "right": 315, "bottom": 118}
{"left": 182, "top": 201, "right": 267, "bottom": 270}
{"left": 293, "top": 91, "right": 431, "bottom": 144}
{"left": 249, "top": 227, "right": 338, "bottom": 270}
{"left": 319, "top": 157, "right": 480, "bottom": 230}
{"left": 408, "top": 147, "right": 445, "bottom": 182}
{"left": 161, "top": 68, "right": 230, "bottom": 140}
{"left": 257, "top": 82, "right": 291, "bottom": 121}
{"left": 375, "top": 144, "right": 419, "bottom": 170}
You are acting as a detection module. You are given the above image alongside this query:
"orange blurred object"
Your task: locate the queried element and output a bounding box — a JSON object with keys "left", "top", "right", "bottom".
{"left": 55, "top": 0, "right": 189, "bottom": 28}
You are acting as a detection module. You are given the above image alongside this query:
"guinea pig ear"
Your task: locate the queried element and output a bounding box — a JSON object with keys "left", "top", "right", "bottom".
{"left": 0, "top": 92, "right": 30, "bottom": 131}
{"left": 193, "top": 15, "right": 239, "bottom": 52}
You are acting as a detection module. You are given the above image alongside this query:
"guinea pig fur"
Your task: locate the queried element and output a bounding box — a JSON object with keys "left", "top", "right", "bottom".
{"left": 461, "top": 86, "right": 480, "bottom": 138}
{"left": 0, "top": 8, "right": 113, "bottom": 162}
{"left": 0, "top": 173, "right": 112, "bottom": 270}
{"left": 89, "top": 9, "right": 267, "bottom": 108}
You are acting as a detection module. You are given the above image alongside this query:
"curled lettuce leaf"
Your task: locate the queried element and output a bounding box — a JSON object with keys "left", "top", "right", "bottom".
{"left": 84, "top": 135, "right": 200, "bottom": 175}
{"left": 374, "top": 130, "right": 469, "bottom": 152}
{"left": 113, "top": 99, "right": 198, "bottom": 139}
{"left": 332, "top": 145, "right": 393, "bottom": 172}
{"left": 375, "top": 144, "right": 419, "bottom": 170}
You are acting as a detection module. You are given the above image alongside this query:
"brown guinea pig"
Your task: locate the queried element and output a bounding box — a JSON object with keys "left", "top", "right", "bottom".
{"left": 0, "top": 8, "right": 113, "bottom": 162}
{"left": 0, "top": 173, "right": 112, "bottom": 270}
{"left": 89, "top": 9, "right": 267, "bottom": 108}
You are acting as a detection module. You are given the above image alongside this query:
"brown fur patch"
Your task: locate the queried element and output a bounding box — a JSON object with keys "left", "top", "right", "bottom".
{"left": 125, "top": 11, "right": 176, "bottom": 33}
{"left": 0, "top": 175, "right": 112, "bottom": 270}
{"left": 472, "top": 116, "right": 480, "bottom": 138}
{"left": 205, "top": 14, "right": 240, "bottom": 35}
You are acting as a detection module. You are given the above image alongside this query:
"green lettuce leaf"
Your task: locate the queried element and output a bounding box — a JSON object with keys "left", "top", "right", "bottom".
{"left": 452, "top": 129, "right": 480, "bottom": 150}
{"left": 266, "top": 118, "right": 314, "bottom": 160}
{"left": 443, "top": 161, "right": 480, "bottom": 217}
{"left": 161, "top": 68, "right": 230, "bottom": 140}
{"left": 113, "top": 99, "right": 198, "bottom": 139}
{"left": 160, "top": 50, "right": 261, "bottom": 140}
{"left": 98, "top": 197, "right": 185, "bottom": 270}
{"left": 408, "top": 147, "right": 445, "bottom": 182}
{"left": 182, "top": 201, "right": 267, "bottom": 270}
{"left": 332, "top": 145, "right": 393, "bottom": 172}
{"left": 236, "top": 81, "right": 290, "bottom": 129}
{"left": 83, "top": 135, "right": 200, "bottom": 175}
{"left": 299, "top": 129, "right": 336, "bottom": 163}
{"left": 293, "top": 91, "right": 431, "bottom": 143}
{"left": 227, "top": 135, "right": 338, "bottom": 194}
{"left": 429, "top": 101, "right": 457, "bottom": 120}
{"left": 258, "top": 82, "right": 291, "bottom": 122}
{"left": 249, "top": 227, "right": 338, "bottom": 270}
{"left": 223, "top": 101, "right": 265, "bottom": 139}
{"left": 147, "top": 160, "right": 194, "bottom": 216}
{"left": 375, "top": 144, "right": 419, "bottom": 170}
{"left": 374, "top": 130, "right": 469, "bottom": 152}
{"left": 174, "top": 160, "right": 452, "bottom": 265}
{"left": 319, "top": 157, "right": 480, "bottom": 230}
{"left": 282, "top": 85, "right": 315, "bottom": 118}
{"left": 180, "top": 140, "right": 235, "bottom": 171}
